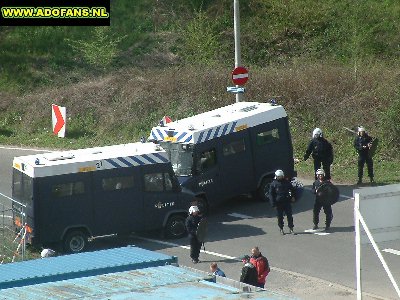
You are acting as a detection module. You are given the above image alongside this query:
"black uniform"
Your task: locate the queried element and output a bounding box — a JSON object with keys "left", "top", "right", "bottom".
{"left": 304, "top": 137, "right": 333, "bottom": 180}
{"left": 240, "top": 262, "right": 259, "bottom": 286}
{"left": 354, "top": 134, "right": 374, "bottom": 181}
{"left": 269, "top": 178, "right": 294, "bottom": 230}
{"left": 312, "top": 179, "right": 333, "bottom": 229}
{"left": 185, "top": 214, "right": 202, "bottom": 262}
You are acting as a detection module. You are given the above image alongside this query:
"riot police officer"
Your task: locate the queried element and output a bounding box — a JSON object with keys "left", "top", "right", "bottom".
{"left": 269, "top": 170, "right": 295, "bottom": 235}
{"left": 185, "top": 206, "right": 202, "bottom": 263}
{"left": 304, "top": 128, "right": 333, "bottom": 180}
{"left": 354, "top": 126, "right": 374, "bottom": 184}
{"left": 312, "top": 169, "right": 333, "bottom": 231}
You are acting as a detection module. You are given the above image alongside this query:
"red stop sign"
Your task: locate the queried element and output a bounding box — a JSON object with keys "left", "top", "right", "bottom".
{"left": 232, "top": 66, "right": 249, "bottom": 85}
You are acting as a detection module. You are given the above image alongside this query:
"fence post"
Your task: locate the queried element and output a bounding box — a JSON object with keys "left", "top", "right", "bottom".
{"left": 354, "top": 193, "right": 362, "bottom": 300}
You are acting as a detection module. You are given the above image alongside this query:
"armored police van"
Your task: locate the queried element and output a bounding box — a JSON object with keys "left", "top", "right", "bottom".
{"left": 149, "top": 101, "right": 296, "bottom": 211}
{"left": 12, "top": 142, "right": 194, "bottom": 253}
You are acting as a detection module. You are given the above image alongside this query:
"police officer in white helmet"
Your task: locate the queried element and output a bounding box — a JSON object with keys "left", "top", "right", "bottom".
{"left": 269, "top": 169, "right": 296, "bottom": 235}
{"left": 304, "top": 128, "right": 334, "bottom": 180}
{"left": 354, "top": 126, "right": 374, "bottom": 184}
{"left": 185, "top": 206, "right": 202, "bottom": 263}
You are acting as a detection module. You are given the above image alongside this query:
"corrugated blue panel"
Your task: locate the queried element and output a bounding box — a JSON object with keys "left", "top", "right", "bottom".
{"left": 0, "top": 246, "right": 176, "bottom": 289}
{"left": 0, "top": 265, "right": 293, "bottom": 300}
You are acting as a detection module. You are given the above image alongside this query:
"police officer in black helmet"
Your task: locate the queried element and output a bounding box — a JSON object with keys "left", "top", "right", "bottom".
{"left": 312, "top": 169, "right": 333, "bottom": 231}
{"left": 304, "top": 128, "right": 333, "bottom": 180}
{"left": 269, "top": 169, "right": 295, "bottom": 235}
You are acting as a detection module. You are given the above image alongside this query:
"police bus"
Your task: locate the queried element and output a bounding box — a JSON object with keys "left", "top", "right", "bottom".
{"left": 12, "top": 142, "right": 194, "bottom": 253}
{"left": 149, "top": 101, "right": 297, "bottom": 211}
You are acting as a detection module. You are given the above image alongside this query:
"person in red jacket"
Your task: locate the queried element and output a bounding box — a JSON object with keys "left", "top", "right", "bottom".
{"left": 249, "top": 246, "right": 270, "bottom": 288}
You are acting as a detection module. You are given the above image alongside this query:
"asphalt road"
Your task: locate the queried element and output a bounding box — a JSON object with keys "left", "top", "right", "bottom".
{"left": 1, "top": 146, "right": 399, "bottom": 299}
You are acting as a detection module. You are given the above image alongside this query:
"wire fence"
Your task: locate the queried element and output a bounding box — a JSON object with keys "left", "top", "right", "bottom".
{"left": 0, "top": 196, "right": 26, "bottom": 263}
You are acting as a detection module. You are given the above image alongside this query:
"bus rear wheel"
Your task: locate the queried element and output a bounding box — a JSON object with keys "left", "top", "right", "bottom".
{"left": 165, "top": 215, "right": 186, "bottom": 239}
{"left": 63, "top": 230, "right": 88, "bottom": 253}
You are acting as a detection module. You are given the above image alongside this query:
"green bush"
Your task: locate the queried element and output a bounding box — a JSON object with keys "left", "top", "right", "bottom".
{"left": 67, "top": 27, "right": 126, "bottom": 69}
{"left": 177, "top": 11, "right": 220, "bottom": 65}
{"left": 379, "top": 91, "right": 400, "bottom": 149}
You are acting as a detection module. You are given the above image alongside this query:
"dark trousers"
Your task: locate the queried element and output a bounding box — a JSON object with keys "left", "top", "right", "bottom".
{"left": 189, "top": 234, "right": 201, "bottom": 260}
{"left": 313, "top": 159, "right": 331, "bottom": 180}
{"left": 256, "top": 282, "right": 265, "bottom": 288}
{"left": 313, "top": 201, "right": 333, "bottom": 227}
{"left": 358, "top": 155, "right": 374, "bottom": 179}
{"left": 276, "top": 202, "right": 294, "bottom": 229}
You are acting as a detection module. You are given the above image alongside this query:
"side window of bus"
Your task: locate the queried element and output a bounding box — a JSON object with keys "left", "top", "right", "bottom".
{"left": 144, "top": 173, "right": 164, "bottom": 192}
{"left": 223, "top": 139, "right": 246, "bottom": 156}
{"left": 197, "top": 149, "right": 217, "bottom": 172}
{"left": 52, "top": 182, "right": 85, "bottom": 198}
{"left": 256, "top": 128, "right": 280, "bottom": 146}
{"left": 102, "top": 176, "right": 134, "bottom": 191}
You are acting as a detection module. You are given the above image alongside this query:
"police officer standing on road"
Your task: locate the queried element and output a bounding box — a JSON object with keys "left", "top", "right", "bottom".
{"left": 269, "top": 170, "right": 295, "bottom": 235}
{"left": 185, "top": 206, "right": 202, "bottom": 264}
{"left": 354, "top": 126, "right": 374, "bottom": 184}
{"left": 304, "top": 128, "right": 333, "bottom": 180}
{"left": 312, "top": 169, "right": 333, "bottom": 231}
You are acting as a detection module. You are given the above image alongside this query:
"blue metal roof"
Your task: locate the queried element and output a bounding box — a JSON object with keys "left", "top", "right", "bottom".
{"left": 0, "top": 265, "right": 294, "bottom": 300}
{"left": 0, "top": 246, "right": 176, "bottom": 289}
{"left": 0, "top": 246, "right": 296, "bottom": 299}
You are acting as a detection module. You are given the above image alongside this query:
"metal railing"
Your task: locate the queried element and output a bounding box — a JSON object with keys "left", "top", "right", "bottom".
{"left": 0, "top": 193, "right": 26, "bottom": 263}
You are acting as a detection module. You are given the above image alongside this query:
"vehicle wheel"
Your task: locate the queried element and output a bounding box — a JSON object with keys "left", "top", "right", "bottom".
{"left": 63, "top": 230, "right": 88, "bottom": 253}
{"left": 165, "top": 215, "right": 187, "bottom": 239}
{"left": 257, "top": 178, "right": 272, "bottom": 203}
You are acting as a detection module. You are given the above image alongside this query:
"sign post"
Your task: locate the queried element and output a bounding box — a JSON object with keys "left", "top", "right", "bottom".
{"left": 52, "top": 104, "right": 66, "bottom": 138}
{"left": 233, "top": 0, "right": 243, "bottom": 103}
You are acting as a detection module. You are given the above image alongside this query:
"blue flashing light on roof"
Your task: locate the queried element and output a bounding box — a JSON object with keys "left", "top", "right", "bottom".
{"left": 270, "top": 99, "right": 277, "bottom": 106}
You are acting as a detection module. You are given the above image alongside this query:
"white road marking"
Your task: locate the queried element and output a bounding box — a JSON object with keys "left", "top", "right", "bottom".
{"left": 0, "top": 146, "right": 51, "bottom": 152}
{"left": 383, "top": 248, "right": 400, "bottom": 256}
{"left": 135, "top": 236, "right": 236, "bottom": 259}
{"left": 304, "top": 228, "right": 330, "bottom": 235}
{"left": 227, "top": 213, "right": 254, "bottom": 219}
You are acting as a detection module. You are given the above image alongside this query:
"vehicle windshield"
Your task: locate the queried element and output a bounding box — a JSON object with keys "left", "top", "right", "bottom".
{"left": 12, "top": 169, "right": 33, "bottom": 207}
{"left": 160, "top": 142, "right": 193, "bottom": 176}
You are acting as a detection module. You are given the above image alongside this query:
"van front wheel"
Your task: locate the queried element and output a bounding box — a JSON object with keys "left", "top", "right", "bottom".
{"left": 165, "top": 215, "right": 187, "bottom": 239}
{"left": 257, "top": 178, "right": 272, "bottom": 203}
{"left": 63, "top": 230, "right": 88, "bottom": 253}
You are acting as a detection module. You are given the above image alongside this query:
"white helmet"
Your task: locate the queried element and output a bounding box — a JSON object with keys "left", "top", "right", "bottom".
{"left": 358, "top": 126, "right": 366, "bottom": 132}
{"left": 275, "top": 169, "right": 284, "bottom": 178}
{"left": 316, "top": 169, "right": 325, "bottom": 176}
{"left": 188, "top": 206, "right": 199, "bottom": 214}
{"left": 312, "top": 128, "right": 323, "bottom": 138}
{"left": 41, "top": 248, "right": 56, "bottom": 258}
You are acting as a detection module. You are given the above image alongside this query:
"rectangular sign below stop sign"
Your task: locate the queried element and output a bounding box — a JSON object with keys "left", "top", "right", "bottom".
{"left": 232, "top": 66, "right": 249, "bottom": 85}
